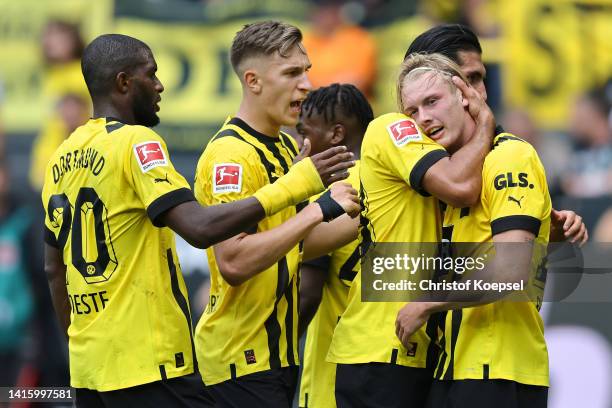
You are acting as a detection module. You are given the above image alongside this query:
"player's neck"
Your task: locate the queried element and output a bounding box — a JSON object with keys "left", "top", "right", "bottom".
{"left": 235, "top": 102, "right": 280, "bottom": 138}
{"left": 93, "top": 104, "right": 134, "bottom": 125}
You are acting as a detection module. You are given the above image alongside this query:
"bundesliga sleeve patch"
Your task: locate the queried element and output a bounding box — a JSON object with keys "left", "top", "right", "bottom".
{"left": 133, "top": 141, "right": 167, "bottom": 173}
{"left": 387, "top": 119, "right": 422, "bottom": 146}
{"left": 213, "top": 163, "right": 242, "bottom": 194}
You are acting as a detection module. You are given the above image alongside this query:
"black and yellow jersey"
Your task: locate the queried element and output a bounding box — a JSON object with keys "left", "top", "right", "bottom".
{"left": 328, "top": 113, "right": 447, "bottom": 368}
{"left": 41, "top": 118, "right": 196, "bottom": 391}
{"left": 299, "top": 161, "right": 360, "bottom": 408}
{"left": 194, "top": 117, "right": 301, "bottom": 385}
{"left": 435, "top": 132, "right": 552, "bottom": 386}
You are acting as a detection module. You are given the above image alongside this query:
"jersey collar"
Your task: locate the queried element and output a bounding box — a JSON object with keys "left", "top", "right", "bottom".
{"left": 228, "top": 117, "right": 280, "bottom": 146}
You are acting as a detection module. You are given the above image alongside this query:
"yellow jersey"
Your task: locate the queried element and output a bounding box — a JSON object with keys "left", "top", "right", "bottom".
{"left": 42, "top": 118, "right": 196, "bottom": 391}
{"left": 194, "top": 117, "right": 301, "bottom": 385}
{"left": 435, "top": 132, "right": 552, "bottom": 386}
{"left": 327, "top": 113, "right": 447, "bottom": 368}
{"left": 299, "top": 162, "right": 360, "bottom": 408}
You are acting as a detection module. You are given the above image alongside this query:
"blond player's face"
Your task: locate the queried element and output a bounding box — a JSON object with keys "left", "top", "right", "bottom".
{"left": 258, "top": 45, "right": 312, "bottom": 128}
{"left": 401, "top": 72, "right": 470, "bottom": 153}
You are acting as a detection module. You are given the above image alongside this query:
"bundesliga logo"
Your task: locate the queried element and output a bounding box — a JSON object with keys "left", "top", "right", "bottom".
{"left": 213, "top": 163, "right": 242, "bottom": 193}
{"left": 387, "top": 119, "right": 422, "bottom": 146}
{"left": 133, "top": 141, "right": 167, "bottom": 172}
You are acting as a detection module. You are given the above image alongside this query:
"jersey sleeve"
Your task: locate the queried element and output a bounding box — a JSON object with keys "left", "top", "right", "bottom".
{"left": 194, "top": 136, "right": 266, "bottom": 206}
{"left": 483, "top": 140, "right": 551, "bottom": 236}
{"left": 377, "top": 114, "right": 449, "bottom": 196}
{"left": 124, "top": 126, "right": 194, "bottom": 227}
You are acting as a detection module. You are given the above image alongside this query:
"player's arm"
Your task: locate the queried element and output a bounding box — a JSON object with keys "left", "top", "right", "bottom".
{"left": 214, "top": 183, "right": 359, "bottom": 286}
{"left": 421, "top": 77, "right": 495, "bottom": 207}
{"left": 131, "top": 127, "right": 353, "bottom": 249}
{"left": 298, "top": 259, "right": 329, "bottom": 338}
{"left": 162, "top": 198, "right": 265, "bottom": 249}
{"left": 44, "top": 243, "right": 70, "bottom": 339}
{"left": 395, "top": 228, "right": 535, "bottom": 345}
{"left": 302, "top": 214, "right": 359, "bottom": 261}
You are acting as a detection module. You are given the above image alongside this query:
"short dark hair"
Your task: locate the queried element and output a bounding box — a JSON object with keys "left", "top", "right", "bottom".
{"left": 302, "top": 83, "right": 373, "bottom": 134}
{"left": 404, "top": 24, "right": 482, "bottom": 64}
{"left": 81, "top": 34, "right": 151, "bottom": 98}
{"left": 230, "top": 21, "right": 303, "bottom": 75}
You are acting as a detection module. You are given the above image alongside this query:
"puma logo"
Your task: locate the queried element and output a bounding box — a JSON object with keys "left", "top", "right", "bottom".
{"left": 508, "top": 195, "right": 524, "bottom": 208}
{"left": 154, "top": 174, "right": 171, "bottom": 184}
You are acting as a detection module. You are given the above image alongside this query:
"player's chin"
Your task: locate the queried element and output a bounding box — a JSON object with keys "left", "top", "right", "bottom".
{"left": 282, "top": 111, "right": 300, "bottom": 127}
{"left": 435, "top": 134, "right": 454, "bottom": 150}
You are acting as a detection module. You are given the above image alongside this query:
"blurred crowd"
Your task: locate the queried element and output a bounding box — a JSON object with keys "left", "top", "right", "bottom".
{"left": 0, "top": 0, "right": 610, "bottom": 397}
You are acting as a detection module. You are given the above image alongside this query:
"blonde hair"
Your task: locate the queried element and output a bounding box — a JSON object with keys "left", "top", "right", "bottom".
{"left": 397, "top": 53, "right": 468, "bottom": 112}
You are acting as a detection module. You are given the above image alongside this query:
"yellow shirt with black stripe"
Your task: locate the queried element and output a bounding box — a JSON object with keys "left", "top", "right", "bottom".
{"left": 327, "top": 113, "right": 447, "bottom": 368}
{"left": 299, "top": 161, "right": 360, "bottom": 408}
{"left": 434, "top": 131, "right": 552, "bottom": 386}
{"left": 194, "top": 117, "right": 301, "bottom": 385}
{"left": 41, "top": 118, "right": 196, "bottom": 391}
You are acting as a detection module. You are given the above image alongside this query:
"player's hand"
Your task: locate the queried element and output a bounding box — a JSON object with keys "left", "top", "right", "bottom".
{"left": 550, "top": 209, "right": 588, "bottom": 246}
{"left": 329, "top": 182, "right": 360, "bottom": 218}
{"left": 395, "top": 303, "right": 431, "bottom": 347}
{"left": 310, "top": 146, "right": 355, "bottom": 186}
{"left": 452, "top": 76, "right": 494, "bottom": 131}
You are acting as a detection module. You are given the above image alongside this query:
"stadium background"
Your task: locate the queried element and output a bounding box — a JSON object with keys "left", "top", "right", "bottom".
{"left": 0, "top": 0, "right": 610, "bottom": 406}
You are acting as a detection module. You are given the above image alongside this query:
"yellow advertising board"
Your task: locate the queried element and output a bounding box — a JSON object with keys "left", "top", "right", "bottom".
{"left": 113, "top": 18, "right": 246, "bottom": 128}
{"left": 1, "top": 0, "right": 609, "bottom": 134}
{"left": 0, "top": 0, "right": 112, "bottom": 132}
{"left": 500, "top": 0, "right": 612, "bottom": 127}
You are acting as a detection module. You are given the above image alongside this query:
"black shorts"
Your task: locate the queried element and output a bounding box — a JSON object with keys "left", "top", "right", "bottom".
{"left": 207, "top": 366, "right": 299, "bottom": 408}
{"left": 74, "top": 372, "right": 215, "bottom": 408}
{"left": 426, "top": 379, "right": 548, "bottom": 408}
{"left": 335, "top": 363, "right": 433, "bottom": 408}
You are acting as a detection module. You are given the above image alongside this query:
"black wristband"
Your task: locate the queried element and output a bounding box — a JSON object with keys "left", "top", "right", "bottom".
{"left": 315, "top": 190, "right": 346, "bottom": 222}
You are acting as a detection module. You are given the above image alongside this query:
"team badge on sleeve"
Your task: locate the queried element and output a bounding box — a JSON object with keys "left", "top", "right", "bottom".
{"left": 133, "top": 141, "right": 167, "bottom": 173}
{"left": 213, "top": 163, "right": 242, "bottom": 193}
{"left": 387, "top": 119, "right": 422, "bottom": 146}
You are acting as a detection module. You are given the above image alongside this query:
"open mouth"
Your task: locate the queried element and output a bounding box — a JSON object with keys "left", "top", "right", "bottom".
{"left": 428, "top": 126, "right": 444, "bottom": 138}
{"left": 290, "top": 100, "right": 302, "bottom": 112}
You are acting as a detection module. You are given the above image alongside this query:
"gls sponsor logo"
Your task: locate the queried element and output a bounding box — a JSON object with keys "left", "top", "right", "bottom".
{"left": 493, "top": 172, "right": 534, "bottom": 190}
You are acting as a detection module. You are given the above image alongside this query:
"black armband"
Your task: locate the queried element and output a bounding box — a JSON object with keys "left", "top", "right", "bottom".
{"left": 315, "top": 190, "right": 346, "bottom": 222}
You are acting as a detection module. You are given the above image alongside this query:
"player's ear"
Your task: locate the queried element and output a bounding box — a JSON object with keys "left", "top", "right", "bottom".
{"left": 243, "top": 69, "right": 262, "bottom": 94}
{"left": 115, "top": 72, "right": 130, "bottom": 94}
{"left": 330, "top": 124, "right": 346, "bottom": 144}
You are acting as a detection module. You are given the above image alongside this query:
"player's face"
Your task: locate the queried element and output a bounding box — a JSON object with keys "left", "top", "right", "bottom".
{"left": 259, "top": 44, "right": 312, "bottom": 128}
{"left": 457, "top": 50, "right": 487, "bottom": 101}
{"left": 296, "top": 110, "right": 333, "bottom": 156}
{"left": 131, "top": 53, "right": 164, "bottom": 127}
{"left": 401, "top": 72, "right": 471, "bottom": 153}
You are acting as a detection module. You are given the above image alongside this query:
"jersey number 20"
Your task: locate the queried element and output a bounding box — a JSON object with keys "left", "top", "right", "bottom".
{"left": 47, "top": 187, "right": 118, "bottom": 284}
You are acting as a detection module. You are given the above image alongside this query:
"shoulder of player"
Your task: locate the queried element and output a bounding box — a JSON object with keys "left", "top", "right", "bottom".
{"left": 487, "top": 132, "right": 538, "bottom": 161}
{"left": 363, "top": 112, "right": 436, "bottom": 150}
{"left": 367, "top": 112, "right": 415, "bottom": 132}
{"left": 198, "top": 128, "right": 259, "bottom": 166}
{"left": 108, "top": 124, "right": 168, "bottom": 153}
